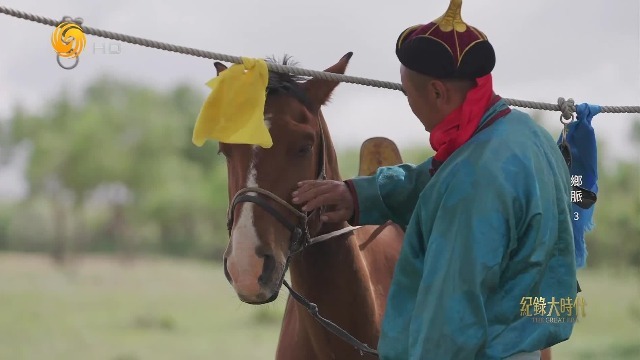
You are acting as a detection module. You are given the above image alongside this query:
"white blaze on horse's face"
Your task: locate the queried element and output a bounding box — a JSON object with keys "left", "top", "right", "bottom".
{"left": 225, "top": 114, "right": 277, "bottom": 301}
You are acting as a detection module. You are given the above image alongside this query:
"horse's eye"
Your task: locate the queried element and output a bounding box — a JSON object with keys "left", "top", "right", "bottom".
{"left": 298, "top": 144, "right": 313, "bottom": 156}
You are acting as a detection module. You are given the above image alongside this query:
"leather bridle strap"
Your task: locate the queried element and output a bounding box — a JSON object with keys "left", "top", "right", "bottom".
{"left": 315, "top": 110, "right": 327, "bottom": 180}
{"left": 227, "top": 187, "right": 307, "bottom": 228}
{"left": 227, "top": 187, "right": 307, "bottom": 232}
{"left": 227, "top": 186, "right": 310, "bottom": 253}
{"left": 306, "top": 226, "right": 361, "bottom": 247}
{"left": 283, "top": 279, "right": 379, "bottom": 357}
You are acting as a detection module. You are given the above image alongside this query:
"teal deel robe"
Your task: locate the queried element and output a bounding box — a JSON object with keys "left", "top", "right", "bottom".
{"left": 347, "top": 99, "right": 577, "bottom": 359}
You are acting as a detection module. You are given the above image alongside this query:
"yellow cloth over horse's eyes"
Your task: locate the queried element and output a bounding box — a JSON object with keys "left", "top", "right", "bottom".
{"left": 192, "top": 57, "right": 272, "bottom": 148}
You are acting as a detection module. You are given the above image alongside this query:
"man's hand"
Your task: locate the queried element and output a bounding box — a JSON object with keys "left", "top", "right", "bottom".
{"left": 292, "top": 180, "right": 355, "bottom": 223}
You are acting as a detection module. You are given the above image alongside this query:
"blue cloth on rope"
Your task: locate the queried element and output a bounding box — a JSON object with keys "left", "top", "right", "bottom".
{"left": 557, "top": 103, "right": 601, "bottom": 268}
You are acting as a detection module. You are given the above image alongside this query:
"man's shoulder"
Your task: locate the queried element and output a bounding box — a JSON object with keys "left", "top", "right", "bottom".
{"left": 502, "top": 108, "right": 548, "bottom": 130}
{"left": 471, "top": 108, "right": 559, "bottom": 159}
{"left": 444, "top": 109, "right": 566, "bottom": 181}
{"left": 489, "top": 108, "right": 551, "bottom": 141}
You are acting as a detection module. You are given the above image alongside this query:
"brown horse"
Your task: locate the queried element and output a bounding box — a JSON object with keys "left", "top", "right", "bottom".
{"left": 216, "top": 53, "right": 553, "bottom": 360}
{"left": 218, "top": 53, "right": 404, "bottom": 359}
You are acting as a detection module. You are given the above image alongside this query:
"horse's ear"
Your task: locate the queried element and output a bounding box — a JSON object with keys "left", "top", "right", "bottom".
{"left": 214, "top": 62, "right": 228, "bottom": 76}
{"left": 303, "top": 52, "right": 353, "bottom": 110}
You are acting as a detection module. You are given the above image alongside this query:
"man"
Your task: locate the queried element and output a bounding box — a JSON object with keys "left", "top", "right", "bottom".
{"left": 292, "top": 0, "right": 577, "bottom": 359}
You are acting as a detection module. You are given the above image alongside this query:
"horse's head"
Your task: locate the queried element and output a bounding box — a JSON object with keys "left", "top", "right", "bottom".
{"left": 219, "top": 53, "right": 352, "bottom": 304}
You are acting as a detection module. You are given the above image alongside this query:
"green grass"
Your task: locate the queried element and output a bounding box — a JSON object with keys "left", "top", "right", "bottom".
{"left": 0, "top": 253, "right": 638, "bottom": 360}
{"left": 0, "top": 253, "right": 287, "bottom": 360}
{"left": 552, "top": 267, "right": 640, "bottom": 359}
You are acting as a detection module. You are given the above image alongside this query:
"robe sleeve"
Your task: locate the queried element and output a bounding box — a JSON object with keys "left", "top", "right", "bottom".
{"left": 408, "top": 163, "right": 524, "bottom": 359}
{"left": 345, "top": 159, "right": 433, "bottom": 228}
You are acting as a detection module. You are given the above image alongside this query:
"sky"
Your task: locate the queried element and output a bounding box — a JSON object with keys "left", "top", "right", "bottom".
{"left": 0, "top": 0, "right": 638, "bottom": 199}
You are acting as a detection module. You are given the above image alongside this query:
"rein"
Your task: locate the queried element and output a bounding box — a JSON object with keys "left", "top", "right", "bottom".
{"left": 282, "top": 280, "right": 378, "bottom": 357}
{"left": 225, "top": 113, "right": 378, "bottom": 357}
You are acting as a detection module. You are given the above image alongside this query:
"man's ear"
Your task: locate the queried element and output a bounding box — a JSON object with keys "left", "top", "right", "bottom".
{"left": 302, "top": 52, "right": 353, "bottom": 110}
{"left": 214, "top": 62, "right": 228, "bottom": 76}
{"left": 430, "top": 80, "right": 447, "bottom": 101}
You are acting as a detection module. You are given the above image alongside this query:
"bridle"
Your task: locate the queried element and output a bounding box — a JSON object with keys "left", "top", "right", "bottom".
{"left": 225, "top": 111, "right": 357, "bottom": 256}
{"left": 225, "top": 112, "right": 378, "bottom": 357}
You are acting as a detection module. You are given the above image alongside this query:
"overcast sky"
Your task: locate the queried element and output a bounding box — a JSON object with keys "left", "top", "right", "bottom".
{"left": 0, "top": 0, "right": 638, "bottom": 199}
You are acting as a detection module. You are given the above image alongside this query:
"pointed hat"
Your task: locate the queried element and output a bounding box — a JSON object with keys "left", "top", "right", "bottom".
{"left": 396, "top": 0, "right": 495, "bottom": 80}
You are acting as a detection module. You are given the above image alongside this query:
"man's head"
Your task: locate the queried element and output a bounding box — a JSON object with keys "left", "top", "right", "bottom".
{"left": 395, "top": 0, "right": 495, "bottom": 130}
{"left": 400, "top": 65, "right": 476, "bottom": 131}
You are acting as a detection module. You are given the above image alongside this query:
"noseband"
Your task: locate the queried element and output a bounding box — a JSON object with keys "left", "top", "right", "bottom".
{"left": 224, "top": 113, "right": 377, "bottom": 357}
{"left": 227, "top": 186, "right": 318, "bottom": 255}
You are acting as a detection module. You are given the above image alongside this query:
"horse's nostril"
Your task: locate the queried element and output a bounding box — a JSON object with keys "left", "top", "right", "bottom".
{"left": 223, "top": 257, "right": 232, "bottom": 283}
{"left": 254, "top": 244, "right": 269, "bottom": 258}
{"left": 258, "top": 254, "right": 276, "bottom": 285}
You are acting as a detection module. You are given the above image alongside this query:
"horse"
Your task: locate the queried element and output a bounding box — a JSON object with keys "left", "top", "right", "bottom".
{"left": 215, "top": 53, "right": 554, "bottom": 360}
{"left": 217, "top": 53, "right": 405, "bottom": 359}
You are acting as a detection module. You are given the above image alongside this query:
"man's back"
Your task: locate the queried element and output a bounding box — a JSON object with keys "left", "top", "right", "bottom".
{"left": 378, "top": 104, "right": 577, "bottom": 359}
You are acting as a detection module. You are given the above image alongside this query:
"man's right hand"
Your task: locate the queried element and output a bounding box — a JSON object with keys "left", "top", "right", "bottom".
{"left": 292, "top": 180, "right": 355, "bottom": 223}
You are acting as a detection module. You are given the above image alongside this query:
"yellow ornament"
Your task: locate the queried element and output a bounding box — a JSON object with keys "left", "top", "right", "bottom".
{"left": 192, "top": 57, "right": 272, "bottom": 148}
{"left": 434, "top": 0, "right": 467, "bottom": 32}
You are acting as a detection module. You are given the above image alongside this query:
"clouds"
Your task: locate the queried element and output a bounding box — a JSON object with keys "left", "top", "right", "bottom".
{"left": 0, "top": 0, "right": 637, "bottom": 156}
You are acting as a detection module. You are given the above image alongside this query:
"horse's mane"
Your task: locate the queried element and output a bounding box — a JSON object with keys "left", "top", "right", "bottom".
{"left": 265, "top": 55, "right": 312, "bottom": 109}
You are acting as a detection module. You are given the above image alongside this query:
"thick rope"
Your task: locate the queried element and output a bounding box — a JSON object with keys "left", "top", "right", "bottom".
{"left": 2, "top": 5, "right": 639, "bottom": 115}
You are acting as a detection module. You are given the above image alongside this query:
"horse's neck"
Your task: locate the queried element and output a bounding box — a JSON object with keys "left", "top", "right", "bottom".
{"left": 288, "top": 223, "right": 379, "bottom": 347}
{"left": 289, "top": 222, "right": 370, "bottom": 288}
{"left": 286, "top": 114, "right": 379, "bottom": 346}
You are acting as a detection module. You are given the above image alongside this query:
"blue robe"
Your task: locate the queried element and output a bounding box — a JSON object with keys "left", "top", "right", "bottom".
{"left": 348, "top": 99, "right": 577, "bottom": 359}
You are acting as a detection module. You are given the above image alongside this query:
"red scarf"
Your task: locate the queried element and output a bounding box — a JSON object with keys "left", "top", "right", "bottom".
{"left": 429, "top": 74, "right": 494, "bottom": 163}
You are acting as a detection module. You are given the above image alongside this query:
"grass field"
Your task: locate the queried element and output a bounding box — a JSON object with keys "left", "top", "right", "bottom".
{"left": 0, "top": 253, "right": 638, "bottom": 360}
